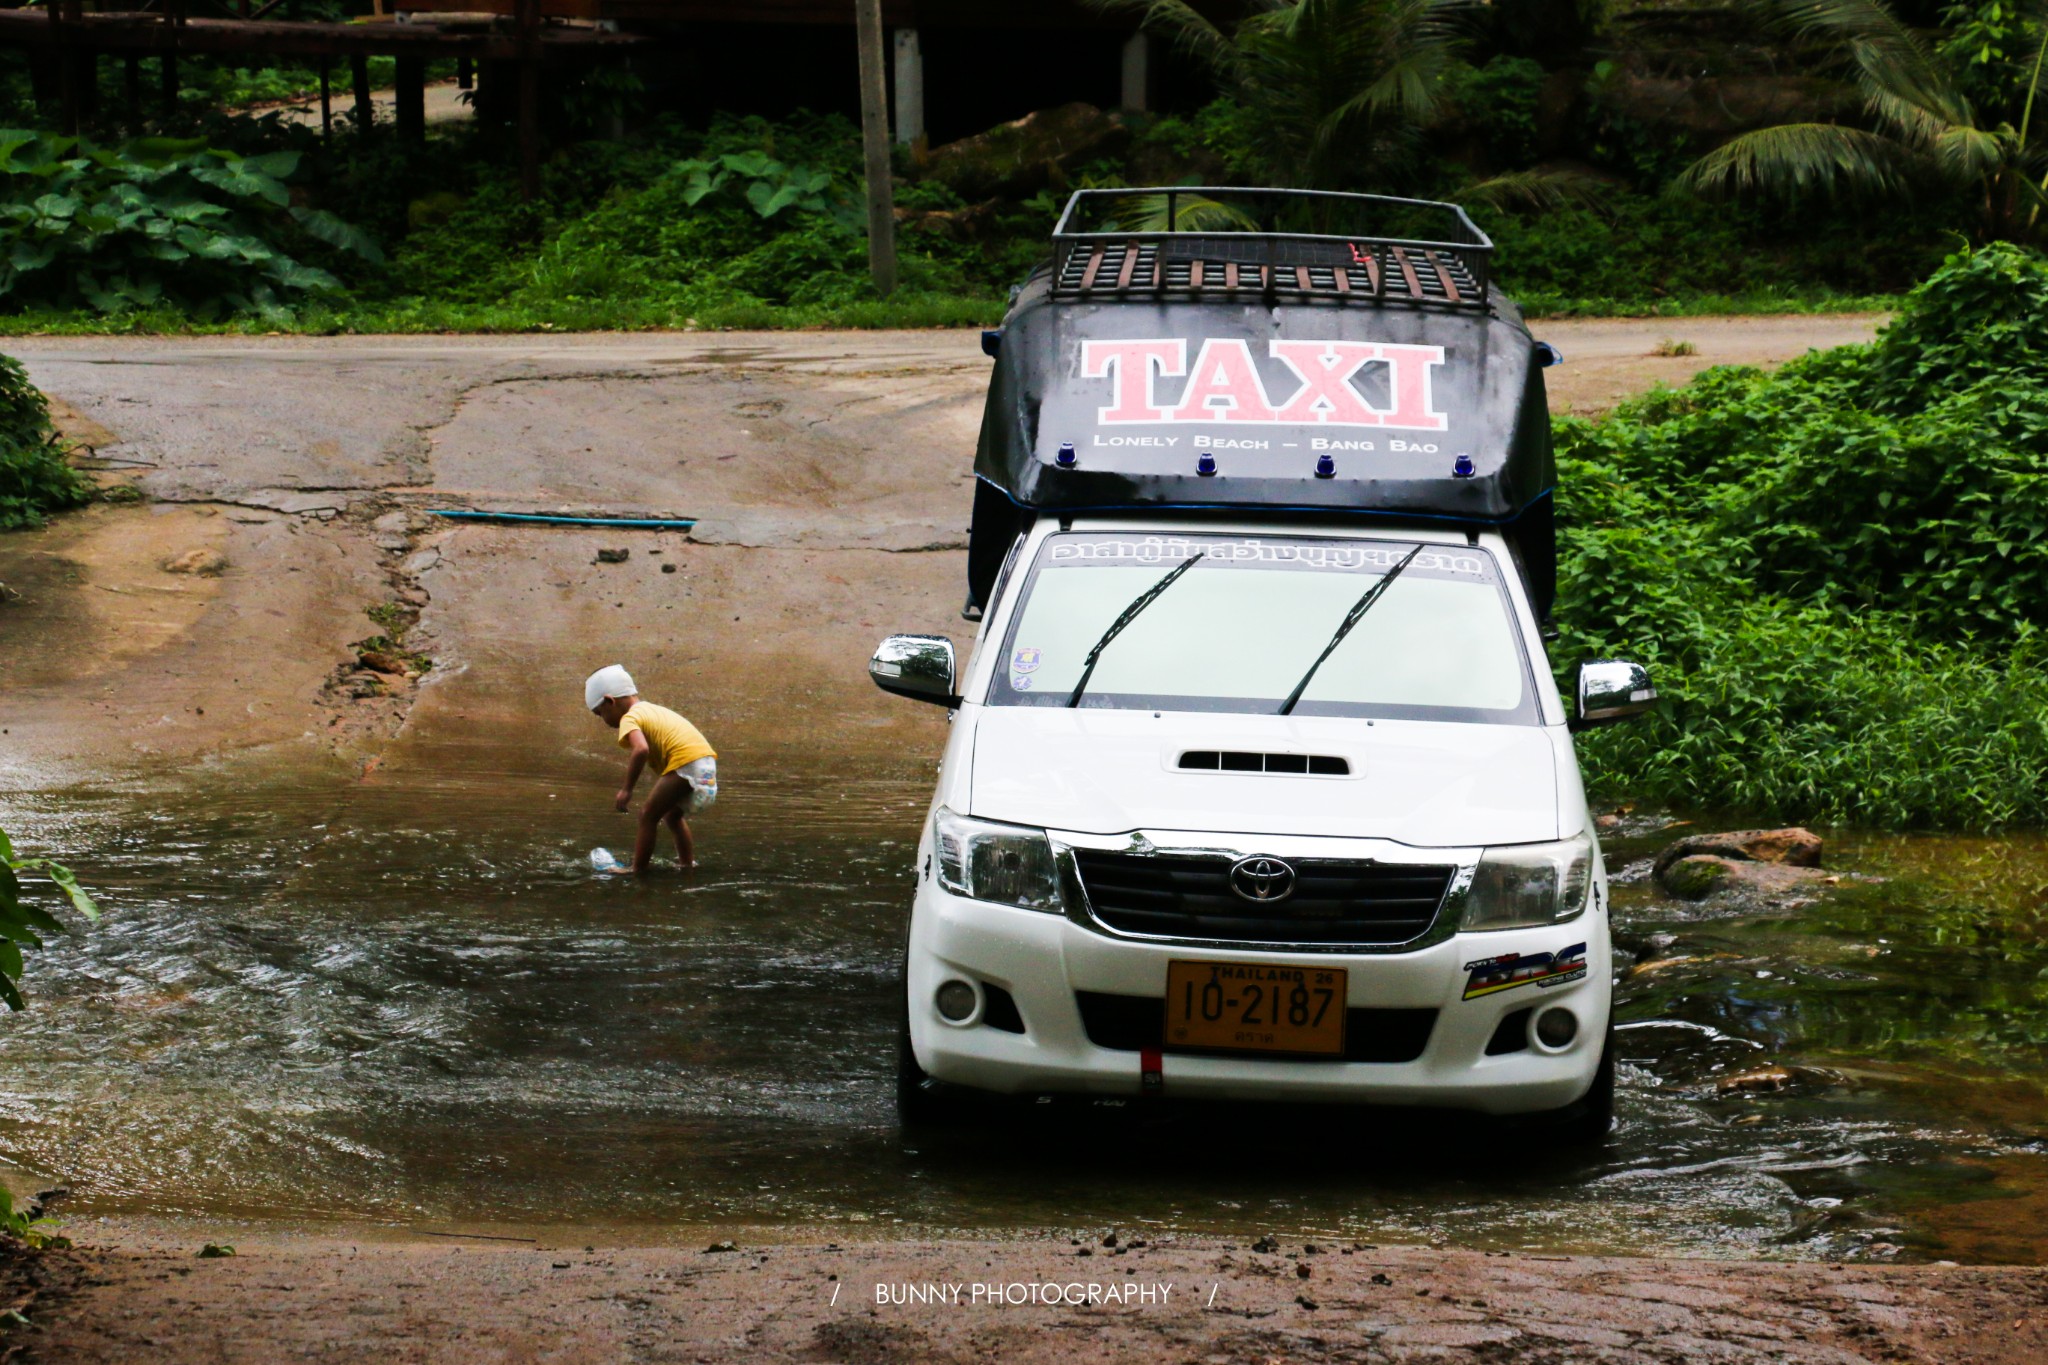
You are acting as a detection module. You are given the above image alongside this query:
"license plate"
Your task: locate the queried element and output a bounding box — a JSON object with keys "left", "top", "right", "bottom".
{"left": 1165, "top": 960, "right": 1348, "bottom": 1056}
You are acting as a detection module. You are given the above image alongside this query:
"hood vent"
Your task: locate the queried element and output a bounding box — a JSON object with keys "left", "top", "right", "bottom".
{"left": 1178, "top": 750, "right": 1350, "bottom": 776}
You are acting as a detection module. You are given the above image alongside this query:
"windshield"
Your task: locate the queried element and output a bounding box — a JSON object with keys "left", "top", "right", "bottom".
{"left": 987, "top": 532, "right": 1537, "bottom": 723}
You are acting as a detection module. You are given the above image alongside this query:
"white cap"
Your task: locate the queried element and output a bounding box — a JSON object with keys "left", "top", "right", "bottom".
{"left": 584, "top": 664, "right": 637, "bottom": 711}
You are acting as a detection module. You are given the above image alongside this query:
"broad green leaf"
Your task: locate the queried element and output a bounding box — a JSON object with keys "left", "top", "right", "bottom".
{"left": 288, "top": 207, "right": 384, "bottom": 264}
{"left": 31, "top": 193, "right": 78, "bottom": 220}
{"left": 0, "top": 920, "right": 45, "bottom": 948}
{"left": 188, "top": 164, "right": 291, "bottom": 208}
{"left": 266, "top": 259, "right": 342, "bottom": 294}
{"left": 123, "top": 136, "right": 209, "bottom": 166}
{"left": 746, "top": 181, "right": 804, "bottom": 219}
{"left": 40, "top": 864, "right": 99, "bottom": 923}
{"left": 719, "top": 151, "right": 779, "bottom": 178}
{"left": 8, "top": 240, "right": 56, "bottom": 273}
{"left": 0, "top": 942, "right": 22, "bottom": 981}
{"left": 240, "top": 151, "right": 301, "bottom": 180}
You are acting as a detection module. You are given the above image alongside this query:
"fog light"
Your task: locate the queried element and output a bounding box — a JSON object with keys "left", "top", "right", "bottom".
{"left": 935, "top": 980, "right": 978, "bottom": 1023}
{"left": 1535, "top": 1007, "right": 1577, "bottom": 1048}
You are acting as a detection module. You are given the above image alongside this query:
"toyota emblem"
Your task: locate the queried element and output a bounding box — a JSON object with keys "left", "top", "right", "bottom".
{"left": 1229, "top": 856, "right": 1296, "bottom": 903}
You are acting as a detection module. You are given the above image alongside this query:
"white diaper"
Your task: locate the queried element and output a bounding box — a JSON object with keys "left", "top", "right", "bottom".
{"left": 677, "top": 756, "right": 718, "bottom": 812}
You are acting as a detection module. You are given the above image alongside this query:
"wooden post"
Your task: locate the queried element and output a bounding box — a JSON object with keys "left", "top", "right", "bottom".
{"left": 891, "top": 28, "right": 923, "bottom": 148}
{"left": 75, "top": 49, "right": 99, "bottom": 127}
{"left": 457, "top": 56, "right": 472, "bottom": 91}
{"left": 319, "top": 59, "right": 332, "bottom": 139}
{"left": 351, "top": 54, "right": 373, "bottom": 142}
{"left": 52, "top": 0, "right": 78, "bottom": 136}
{"left": 160, "top": 52, "right": 180, "bottom": 119}
{"left": 124, "top": 55, "right": 142, "bottom": 134}
{"left": 1120, "top": 32, "right": 1148, "bottom": 112}
{"left": 394, "top": 56, "right": 425, "bottom": 142}
{"left": 854, "top": 0, "right": 896, "bottom": 296}
{"left": 516, "top": 0, "right": 540, "bottom": 199}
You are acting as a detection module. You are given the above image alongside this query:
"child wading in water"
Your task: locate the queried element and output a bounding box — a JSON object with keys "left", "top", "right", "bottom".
{"left": 585, "top": 665, "right": 718, "bottom": 873}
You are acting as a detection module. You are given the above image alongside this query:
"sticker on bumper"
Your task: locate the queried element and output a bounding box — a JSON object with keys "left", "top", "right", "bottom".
{"left": 1462, "top": 942, "right": 1588, "bottom": 1000}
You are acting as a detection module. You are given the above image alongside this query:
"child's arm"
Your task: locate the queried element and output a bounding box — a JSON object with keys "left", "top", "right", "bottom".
{"left": 616, "top": 731, "right": 650, "bottom": 811}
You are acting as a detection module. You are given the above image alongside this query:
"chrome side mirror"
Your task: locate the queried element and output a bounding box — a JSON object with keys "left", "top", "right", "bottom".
{"left": 870, "top": 634, "right": 960, "bottom": 707}
{"left": 1574, "top": 660, "right": 1655, "bottom": 729}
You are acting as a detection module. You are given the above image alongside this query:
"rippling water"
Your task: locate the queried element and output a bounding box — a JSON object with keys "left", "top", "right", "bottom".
{"left": 0, "top": 760, "right": 2042, "bottom": 1262}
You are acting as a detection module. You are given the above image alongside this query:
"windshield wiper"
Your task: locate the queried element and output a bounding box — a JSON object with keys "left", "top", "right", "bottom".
{"left": 1066, "top": 552, "right": 1208, "bottom": 708}
{"left": 1277, "top": 543, "right": 1424, "bottom": 716}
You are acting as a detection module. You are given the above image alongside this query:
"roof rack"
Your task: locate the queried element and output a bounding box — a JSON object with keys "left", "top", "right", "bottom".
{"left": 1048, "top": 187, "right": 1493, "bottom": 311}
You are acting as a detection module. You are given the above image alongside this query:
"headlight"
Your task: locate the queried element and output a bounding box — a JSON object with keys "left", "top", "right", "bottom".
{"left": 932, "top": 807, "right": 1060, "bottom": 913}
{"left": 1453, "top": 835, "right": 1593, "bottom": 932}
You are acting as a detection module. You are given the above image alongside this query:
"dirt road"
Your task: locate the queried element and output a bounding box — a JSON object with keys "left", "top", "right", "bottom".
{"left": 0, "top": 315, "right": 1880, "bottom": 786}
{"left": 0, "top": 317, "right": 1936, "bottom": 1362}
{"left": 4, "top": 1231, "right": 2042, "bottom": 1364}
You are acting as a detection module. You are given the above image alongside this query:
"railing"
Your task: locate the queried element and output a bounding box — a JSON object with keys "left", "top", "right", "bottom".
{"left": 1049, "top": 187, "right": 1493, "bottom": 310}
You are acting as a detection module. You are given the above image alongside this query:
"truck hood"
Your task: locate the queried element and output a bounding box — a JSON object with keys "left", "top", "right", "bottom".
{"left": 966, "top": 707, "right": 1559, "bottom": 847}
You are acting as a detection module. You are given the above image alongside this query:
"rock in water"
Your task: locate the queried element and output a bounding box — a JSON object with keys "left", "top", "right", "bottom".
{"left": 1658, "top": 853, "right": 1831, "bottom": 901}
{"left": 1654, "top": 828, "right": 1822, "bottom": 881}
{"left": 1653, "top": 827, "right": 1828, "bottom": 897}
{"left": 1717, "top": 1066, "right": 1794, "bottom": 1094}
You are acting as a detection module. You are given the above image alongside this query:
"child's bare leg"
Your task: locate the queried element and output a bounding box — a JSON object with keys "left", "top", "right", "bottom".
{"left": 662, "top": 807, "right": 695, "bottom": 869}
{"left": 633, "top": 773, "right": 692, "bottom": 875}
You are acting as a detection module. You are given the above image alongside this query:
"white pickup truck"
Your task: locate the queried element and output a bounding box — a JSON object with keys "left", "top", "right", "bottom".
{"left": 870, "top": 190, "right": 1654, "bottom": 1141}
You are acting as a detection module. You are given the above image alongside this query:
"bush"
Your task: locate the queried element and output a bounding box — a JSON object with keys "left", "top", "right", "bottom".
{"left": 1556, "top": 243, "right": 2048, "bottom": 828}
{"left": 0, "top": 130, "right": 381, "bottom": 318}
{"left": 0, "top": 352, "right": 86, "bottom": 530}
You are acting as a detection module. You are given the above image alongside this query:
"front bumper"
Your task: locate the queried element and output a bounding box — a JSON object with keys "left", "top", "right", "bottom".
{"left": 905, "top": 876, "right": 1610, "bottom": 1116}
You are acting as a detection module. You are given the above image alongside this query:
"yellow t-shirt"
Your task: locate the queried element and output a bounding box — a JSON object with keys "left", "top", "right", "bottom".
{"left": 617, "top": 701, "right": 716, "bottom": 775}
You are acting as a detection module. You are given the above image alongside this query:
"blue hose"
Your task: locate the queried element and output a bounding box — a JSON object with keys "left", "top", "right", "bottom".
{"left": 428, "top": 510, "right": 698, "bottom": 530}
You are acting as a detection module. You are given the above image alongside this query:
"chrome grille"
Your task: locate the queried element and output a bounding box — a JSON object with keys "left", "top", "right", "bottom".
{"left": 1071, "top": 851, "right": 1453, "bottom": 947}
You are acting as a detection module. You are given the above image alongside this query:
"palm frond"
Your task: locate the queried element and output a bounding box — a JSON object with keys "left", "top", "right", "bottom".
{"left": 1774, "top": 0, "right": 1971, "bottom": 128}
{"left": 1675, "top": 122, "right": 1918, "bottom": 200}
{"left": 1462, "top": 168, "right": 1617, "bottom": 213}
{"left": 1107, "top": 191, "right": 1264, "bottom": 232}
{"left": 1929, "top": 124, "right": 2016, "bottom": 183}
{"left": 1087, "top": 0, "right": 1240, "bottom": 82}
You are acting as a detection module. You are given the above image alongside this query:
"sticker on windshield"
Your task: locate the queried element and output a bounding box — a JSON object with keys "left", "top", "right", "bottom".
{"left": 1012, "top": 647, "right": 1042, "bottom": 673}
{"left": 1011, "top": 674, "right": 1034, "bottom": 691}
{"left": 1046, "top": 534, "right": 1488, "bottom": 580}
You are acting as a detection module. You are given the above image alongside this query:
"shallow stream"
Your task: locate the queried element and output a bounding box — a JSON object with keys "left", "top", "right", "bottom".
{"left": 0, "top": 759, "right": 2043, "bottom": 1262}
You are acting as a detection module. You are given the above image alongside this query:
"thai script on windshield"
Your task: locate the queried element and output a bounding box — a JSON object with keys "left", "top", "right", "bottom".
{"left": 1045, "top": 535, "right": 1488, "bottom": 579}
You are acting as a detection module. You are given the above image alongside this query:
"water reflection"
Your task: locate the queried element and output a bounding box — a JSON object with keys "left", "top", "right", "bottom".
{"left": 0, "top": 771, "right": 2041, "bottom": 1262}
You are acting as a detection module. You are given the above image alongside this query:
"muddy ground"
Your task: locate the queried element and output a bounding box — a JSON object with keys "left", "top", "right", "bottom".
{"left": 8, "top": 317, "right": 2019, "bottom": 1364}
{"left": 2, "top": 1231, "right": 2043, "bottom": 1364}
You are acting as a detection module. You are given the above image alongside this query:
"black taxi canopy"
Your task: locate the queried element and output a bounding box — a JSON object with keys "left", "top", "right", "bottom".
{"left": 973, "top": 187, "right": 1554, "bottom": 524}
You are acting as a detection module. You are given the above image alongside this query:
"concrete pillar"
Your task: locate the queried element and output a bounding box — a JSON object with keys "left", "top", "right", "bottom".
{"left": 892, "top": 28, "right": 924, "bottom": 147}
{"left": 1120, "top": 32, "right": 1148, "bottom": 112}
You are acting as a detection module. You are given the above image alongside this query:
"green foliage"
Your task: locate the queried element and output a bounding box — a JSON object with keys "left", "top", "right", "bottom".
{"left": 1674, "top": 0, "right": 2048, "bottom": 242}
{"left": 0, "top": 1185, "right": 66, "bottom": 1249}
{"left": 1450, "top": 56, "right": 1548, "bottom": 168}
{"left": 1100, "top": 0, "right": 1468, "bottom": 194}
{"left": 0, "top": 131, "right": 380, "bottom": 318}
{"left": 0, "top": 822, "right": 98, "bottom": 1012}
{"left": 1558, "top": 243, "right": 2048, "bottom": 828}
{"left": 0, "top": 352, "right": 86, "bottom": 530}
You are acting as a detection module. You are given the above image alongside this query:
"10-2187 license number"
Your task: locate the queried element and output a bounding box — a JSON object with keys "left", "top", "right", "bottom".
{"left": 1164, "top": 961, "right": 1348, "bottom": 1056}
